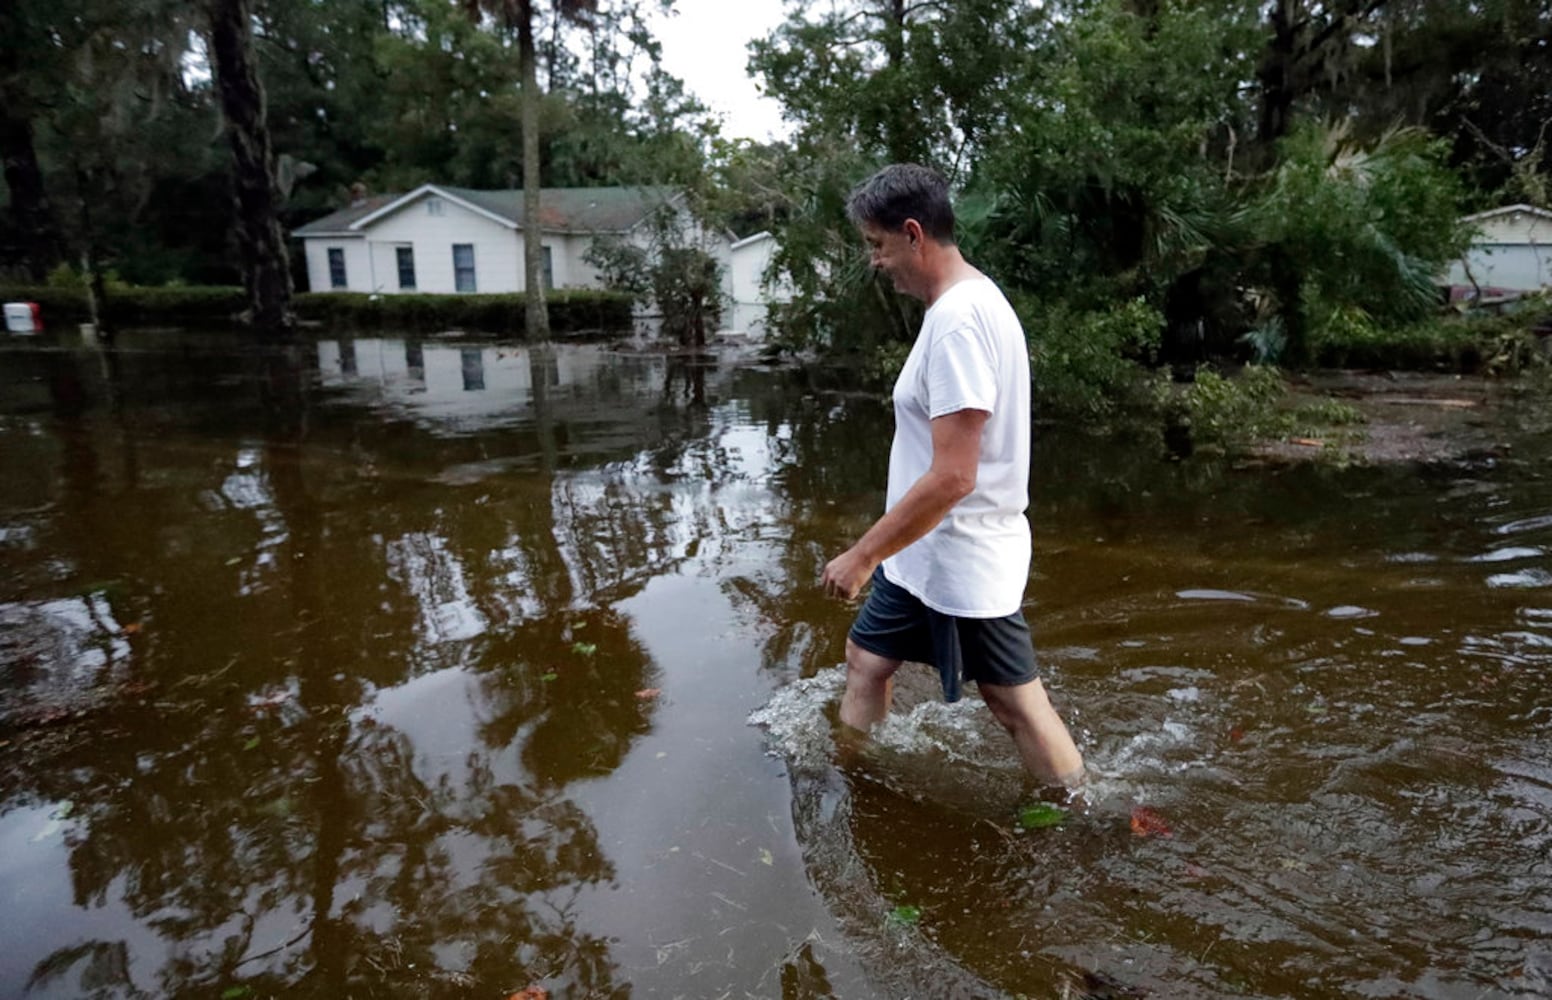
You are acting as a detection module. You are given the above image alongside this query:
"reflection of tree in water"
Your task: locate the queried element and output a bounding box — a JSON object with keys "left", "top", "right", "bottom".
{"left": 473, "top": 607, "right": 657, "bottom": 789}
{"left": 8, "top": 343, "right": 840, "bottom": 998}
{"left": 12, "top": 348, "right": 635, "bottom": 998}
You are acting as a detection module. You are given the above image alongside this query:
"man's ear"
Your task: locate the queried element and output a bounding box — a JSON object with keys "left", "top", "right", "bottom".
{"left": 903, "top": 218, "right": 924, "bottom": 248}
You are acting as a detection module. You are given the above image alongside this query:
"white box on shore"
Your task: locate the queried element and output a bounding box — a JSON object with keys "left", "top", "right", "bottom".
{"left": 5, "top": 302, "right": 42, "bottom": 334}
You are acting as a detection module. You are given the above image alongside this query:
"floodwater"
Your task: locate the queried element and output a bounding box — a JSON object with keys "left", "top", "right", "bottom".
{"left": 1, "top": 330, "right": 1550, "bottom": 1000}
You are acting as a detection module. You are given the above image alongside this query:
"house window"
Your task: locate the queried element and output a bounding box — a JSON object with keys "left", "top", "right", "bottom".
{"left": 453, "top": 243, "right": 476, "bottom": 292}
{"left": 396, "top": 246, "right": 416, "bottom": 290}
{"left": 541, "top": 245, "right": 554, "bottom": 290}
{"left": 427, "top": 197, "right": 445, "bottom": 217}
{"left": 327, "top": 247, "right": 347, "bottom": 289}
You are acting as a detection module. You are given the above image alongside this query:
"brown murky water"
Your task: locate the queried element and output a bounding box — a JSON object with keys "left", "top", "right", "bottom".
{"left": 2, "top": 330, "right": 1550, "bottom": 999}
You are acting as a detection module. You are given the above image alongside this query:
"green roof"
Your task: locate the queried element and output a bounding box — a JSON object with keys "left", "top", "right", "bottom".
{"left": 290, "top": 194, "right": 400, "bottom": 235}
{"left": 292, "top": 185, "right": 682, "bottom": 237}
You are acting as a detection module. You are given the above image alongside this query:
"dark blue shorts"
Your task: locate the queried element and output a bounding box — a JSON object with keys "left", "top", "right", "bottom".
{"left": 847, "top": 567, "right": 1038, "bottom": 703}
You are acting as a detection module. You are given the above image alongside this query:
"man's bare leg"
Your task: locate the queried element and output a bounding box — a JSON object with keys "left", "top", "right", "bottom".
{"left": 979, "top": 678, "right": 1085, "bottom": 787}
{"left": 839, "top": 638, "right": 902, "bottom": 731}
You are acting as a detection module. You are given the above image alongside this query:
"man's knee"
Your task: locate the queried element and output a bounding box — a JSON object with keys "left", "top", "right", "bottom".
{"left": 980, "top": 677, "right": 1048, "bottom": 730}
{"left": 845, "top": 637, "right": 899, "bottom": 685}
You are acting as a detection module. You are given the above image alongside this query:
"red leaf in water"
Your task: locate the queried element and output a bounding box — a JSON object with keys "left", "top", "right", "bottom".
{"left": 1228, "top": 726, "right": 1245, "bottom": 743}
{"left": 121, "top": 622, "right": 143, "bottom": 635}
{"left": 508, "top": 988, "right": 549, "bottom": 1000}
{"left": 1130, "top": 806, "right": 1172, "bottom": 838}
{"left": 634, "top": 688, "right": 661, "bottom": 701}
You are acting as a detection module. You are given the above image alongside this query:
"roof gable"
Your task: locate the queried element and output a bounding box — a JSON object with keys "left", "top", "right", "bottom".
{"left": 292, "top": 184, "right": 685, "bottom": 238}
{"left": 1461, "top": 204, "right": 1552, "bottom": 224}
{"left": 290, "top": 193, "right": 401, "bottom": 236}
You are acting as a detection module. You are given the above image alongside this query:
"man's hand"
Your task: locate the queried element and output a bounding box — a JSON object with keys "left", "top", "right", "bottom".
{"left": 821, "top": 546, "right": 876, "bottom": 601}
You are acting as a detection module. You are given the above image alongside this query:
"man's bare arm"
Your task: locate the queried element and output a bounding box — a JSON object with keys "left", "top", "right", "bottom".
{"left": 821, "top": 407, "right": 988, "bottom": 599}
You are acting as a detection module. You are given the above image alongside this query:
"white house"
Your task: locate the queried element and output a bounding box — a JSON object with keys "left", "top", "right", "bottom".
{"left": 293, "top": 184, "right": 719, "bottom": 297}
{"left": 1443, "top": 204, "right": 1552, "bottom": 299}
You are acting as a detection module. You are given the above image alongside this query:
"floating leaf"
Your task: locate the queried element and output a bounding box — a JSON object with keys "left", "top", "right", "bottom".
{"left": 634, "top": 688, "right": 661, "bottom": 700}
{"left": 1017, "top": 803, "right": 1068, "bottom": 829}
{"left": 758, "top": 848, "right": 774, "bottom": 866}
{"left": 1130, "top": 805, "right": 1172, "bottom": 838}
{"left": 258, "top": 796, "right": 294, "bottom": 818}
{"left": 221, "top": 988, "right": 253, "bottom": 1000}
{"left": 1228, "top": 725, "right": 1246, "bottom": 743}
{"left": 540, "top": 672, "right": 558, "bottom": 682}
{"left": 886, "top": 904, "right": 922, "bottom": 927}
{"left": 225, "top": 556, "right": 243, "bottom": 566}
{"left": 242, "top": 736, "right": 261, "bottom": 751}
{"left": 508, "top": 987, "right": 549, "bottom": 1000}
{"left": 571, "top": 642, "right": 597, "bottom": 657}
{"left": 121, "top": 622, "right": 143, "bottom": 636}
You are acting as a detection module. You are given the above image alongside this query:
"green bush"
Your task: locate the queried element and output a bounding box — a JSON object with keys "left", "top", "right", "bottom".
{"left": 1178, "top": 365, "right": 1363, "bottom": 453}
{"left": 1023, "top": 297, "right": 1164, "bottom": 418}
{"left": 1312, "top": 298, "right": 1552, "bottom": 374}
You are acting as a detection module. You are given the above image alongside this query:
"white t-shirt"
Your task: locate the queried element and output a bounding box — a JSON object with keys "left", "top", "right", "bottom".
{"left": 880, "top": 275, "right": 1031, "bottom": 617}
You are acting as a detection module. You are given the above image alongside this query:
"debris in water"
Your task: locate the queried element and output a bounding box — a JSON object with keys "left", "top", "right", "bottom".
{"left": 1129, "top": 806, "right": 1172, "bottom": 838}
{"left": 571, "top": 642, "right": 597, "bottom": 656}
{"left": 1018, "top": 803, "right": 1068, "bottom": 830}
{"left": 1055, "top": 969, "right": 1150, "bottom": 998}
{"left": 886, "top": 904, "right": 922, "bottom": 927}
{"left": 634, "top": 688, "right": 661, "bottom": 700}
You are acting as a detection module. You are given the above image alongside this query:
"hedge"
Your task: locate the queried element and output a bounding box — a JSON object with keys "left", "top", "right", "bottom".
{"left": 294, "top": 290, "right": 633, "bottom": 334}
{"left": 0, "top": 285, "right": 633, "bottom": 336}
{"left": 0, "top": 285, "right": 246, "bottom": 325}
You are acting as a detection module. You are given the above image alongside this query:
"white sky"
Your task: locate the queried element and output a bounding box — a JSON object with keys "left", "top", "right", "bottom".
{"left": 646, "top": 0, "right": 792, "bottom": 142}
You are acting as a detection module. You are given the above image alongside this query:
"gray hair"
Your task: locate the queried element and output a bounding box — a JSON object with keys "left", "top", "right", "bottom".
{"left": 845, "top": 163, "right": 956, "bottom": 243}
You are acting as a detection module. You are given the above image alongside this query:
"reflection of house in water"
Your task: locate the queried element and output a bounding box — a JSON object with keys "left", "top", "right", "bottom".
{"left": 313, "top": 339, "right": 741, "bottom": 450}
{"left": 315, "top": 339, "right": 602, "bottom": 431}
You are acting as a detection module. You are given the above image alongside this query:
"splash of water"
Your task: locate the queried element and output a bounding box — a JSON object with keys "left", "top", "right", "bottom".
{"left": 745, "top": 666, "right": 847, "bottom": 769}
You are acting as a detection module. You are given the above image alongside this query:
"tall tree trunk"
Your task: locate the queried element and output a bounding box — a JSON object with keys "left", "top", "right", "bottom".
{"left": 209, "top": 0, "right": 294, "bottom": 335}
{"left": 1257, "top": 0, "right": 1298, "bottom": 149}
{"left": 518, "top": 0, "right": 551, "bottom": 339}
{"left": 0, "top": 108, "right": 61, "bottom": 281}
{"left": 881, "top": 0, "right": 914, "bottom": 165}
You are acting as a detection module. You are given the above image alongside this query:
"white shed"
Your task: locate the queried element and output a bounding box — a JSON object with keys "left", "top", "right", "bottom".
{"left": 1443, "top": 204, "right": 1552, "bottom": 298}
{"left": 292, "top": 184, "right": 714, "bottom": 297}
{"left": 724, "top": 231, "right": 794, "bottom": 338}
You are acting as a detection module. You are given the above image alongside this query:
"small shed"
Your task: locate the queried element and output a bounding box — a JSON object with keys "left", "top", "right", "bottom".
{"left": 1443, "top": 204, "right": 1552, "bottom": 300}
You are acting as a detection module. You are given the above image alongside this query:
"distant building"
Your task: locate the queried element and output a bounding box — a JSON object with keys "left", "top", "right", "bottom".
{"left": 1443, "top": 204, "right": 1552, "bottom": 300}
{"left": 292, "top": 184, "right": 718, "bottom": 297}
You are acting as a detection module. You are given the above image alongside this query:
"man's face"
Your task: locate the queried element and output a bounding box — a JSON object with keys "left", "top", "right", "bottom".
{"left": 860, "top": 221, "right": 919, "bottom": 298}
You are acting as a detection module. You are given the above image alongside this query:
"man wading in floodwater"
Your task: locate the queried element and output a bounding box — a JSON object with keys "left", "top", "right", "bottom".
{"left": 821, "top": 163, "right": 1086, "bottom": 792}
